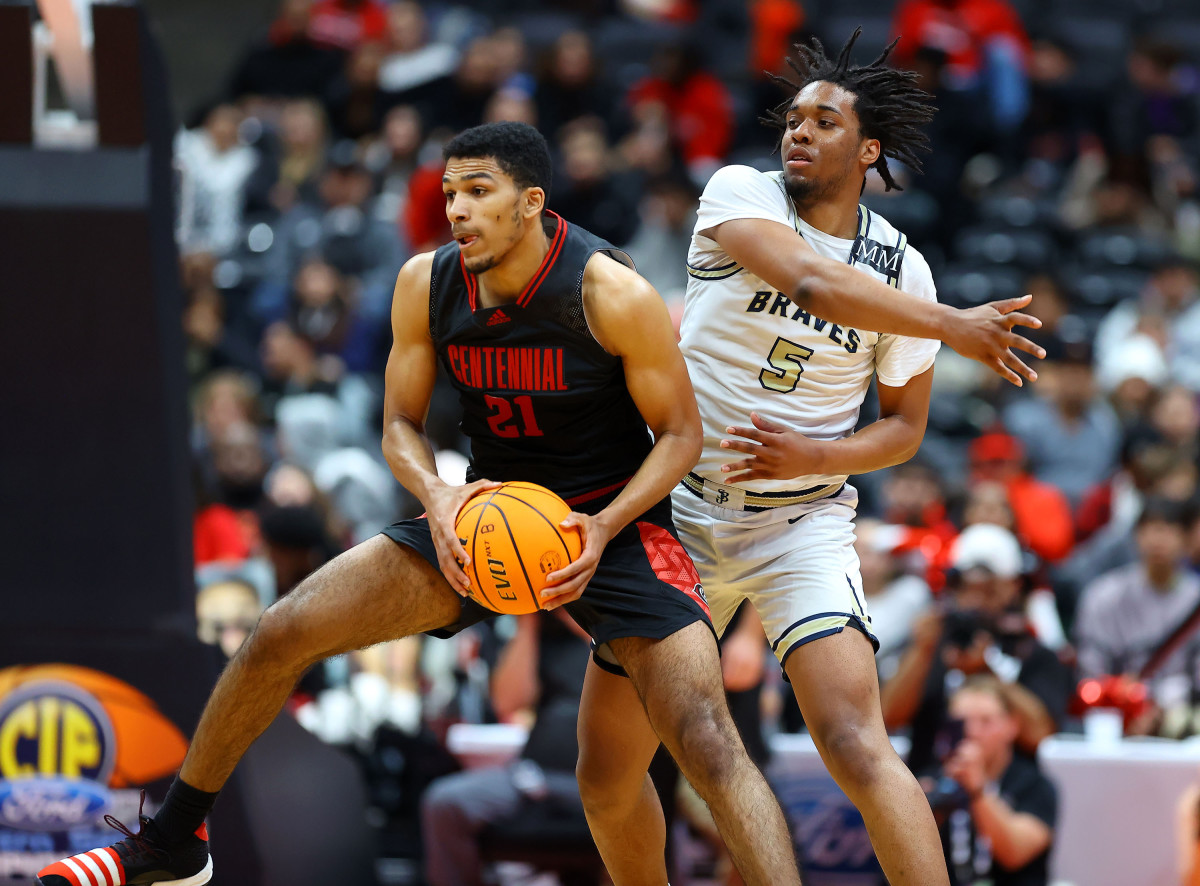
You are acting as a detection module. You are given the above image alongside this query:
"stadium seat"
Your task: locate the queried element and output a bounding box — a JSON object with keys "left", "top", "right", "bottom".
{"left": 506, "top": 11, "right": 584, "bottom": 52}
{"left": 815, "top": 14, "right": 894, "bottom": 62}
{"left": 1077, "top": 227, "right": 1174, "bottom": 270}
{"left": 861, "top": 189, "right": 941, "bottom": 246}
{"left": 954, "top": 224, "right": 1058, "bottom": 272}
{"left": 976, "top": 194, "right": 1063, "bottom": 231}
{"left": 935, "top": 263, "right": 1026, "bottom": 307}
{"left": 1065, "top": 264, "right": 1150, "bottom": 309}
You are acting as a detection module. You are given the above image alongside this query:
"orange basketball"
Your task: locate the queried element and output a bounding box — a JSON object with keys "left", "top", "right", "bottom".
{"left": 454, "top": 481, "right": 583, "bottom": 614}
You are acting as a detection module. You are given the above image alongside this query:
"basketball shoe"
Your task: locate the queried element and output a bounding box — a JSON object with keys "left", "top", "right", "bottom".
{"left": 36, "top": 796, "right": 212, "bottom": 886}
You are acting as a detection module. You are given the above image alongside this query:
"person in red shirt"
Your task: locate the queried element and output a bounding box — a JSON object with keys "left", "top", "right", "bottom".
{"left": 969, "top": 431, "right": 1074, "bottom": 563}
{"left": 891, "top": 0, "right": 1030, "bottom": 129}
{"left": 892, "top": 0, "right": 1029, "bottom": 80}
{"left": 627, "top": 41, "right": 733, "bottom": 177}
{"left": 307, "top": 0, "right": 387, "bottom": 52}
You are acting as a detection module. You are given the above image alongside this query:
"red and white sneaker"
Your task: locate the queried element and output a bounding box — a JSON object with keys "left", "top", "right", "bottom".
{"left": 37, "top": 801, "right": 211, "bottom": 886}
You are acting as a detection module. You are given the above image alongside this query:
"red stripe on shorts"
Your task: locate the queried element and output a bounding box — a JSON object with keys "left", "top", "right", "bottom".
{"left": 635, "top": 521, "right": 709, "bottom": 617}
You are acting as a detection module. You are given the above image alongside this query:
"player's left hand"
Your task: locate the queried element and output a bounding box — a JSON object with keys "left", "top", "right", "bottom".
{"left": 719, "top": 412, "right": 819, "bottom": 481}
{"left": 540, "top": 512, "right": 613, "bottom": 610}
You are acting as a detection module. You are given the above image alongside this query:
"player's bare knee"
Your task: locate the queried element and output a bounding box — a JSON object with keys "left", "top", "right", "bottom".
{"left": 239, "top": 596, "right": 316, "bottom": 672}
{"left": 815, "top": 721, "right": 891, "bottom": 791}
{"left": 670, "top": 704, "right": 741, "bottom": 788}
{"left": 575, "top": 754, "right": 635, "bottom": 817}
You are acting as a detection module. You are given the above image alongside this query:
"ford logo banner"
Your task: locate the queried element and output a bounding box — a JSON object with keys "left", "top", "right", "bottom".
{"left": 0, "top": 778, "right": 110, "bottom": 832}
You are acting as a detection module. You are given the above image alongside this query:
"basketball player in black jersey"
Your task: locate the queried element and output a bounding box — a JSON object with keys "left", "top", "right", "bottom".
{"left": 37, "top": 121, "right": 801, "bottom": 886}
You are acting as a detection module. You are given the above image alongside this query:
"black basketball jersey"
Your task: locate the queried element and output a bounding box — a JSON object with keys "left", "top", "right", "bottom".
{"left": 428, "top": 210, "right": 655, "bottom": 504}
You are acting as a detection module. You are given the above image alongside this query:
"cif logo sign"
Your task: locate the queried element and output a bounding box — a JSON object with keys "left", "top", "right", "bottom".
{"left": 0, "top": 681, "right": 115, "bottom": 783}
{"left": 0, "top": 681, "right": 113, "bottom": 831}
{"left": 0, "top": 665, "right": 188, "bottom": 832}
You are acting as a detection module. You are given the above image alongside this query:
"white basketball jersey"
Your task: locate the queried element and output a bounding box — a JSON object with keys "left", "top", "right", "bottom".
{"left": 679, "top": 164, "right": 940, "bottom": 494}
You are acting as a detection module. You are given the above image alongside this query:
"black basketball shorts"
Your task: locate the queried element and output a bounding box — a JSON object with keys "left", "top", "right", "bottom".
{"left": 380, "top": 497, "right": 714, "bottom": 676}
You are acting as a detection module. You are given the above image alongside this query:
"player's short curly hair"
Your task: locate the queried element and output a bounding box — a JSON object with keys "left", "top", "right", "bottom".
{"left": 443, "top": 121, "right": 552, "bottom": 196}
{"left": 762, "top": 28, "right": 936, "bottom": 192}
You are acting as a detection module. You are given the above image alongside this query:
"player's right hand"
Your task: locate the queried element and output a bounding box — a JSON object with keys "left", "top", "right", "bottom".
{"left": 944, "top": 294, "right": 1046, "bottom": 387}
{"left": 426, "top": 478, "right": 501, "bottom": 595}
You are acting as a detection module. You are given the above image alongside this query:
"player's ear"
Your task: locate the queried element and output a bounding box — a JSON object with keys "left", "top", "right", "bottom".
{"left": 861, "top": 137, "right": 881, "bottom": 167}
{"left": 523, "top": 186, "right": 546, "bottom": 218}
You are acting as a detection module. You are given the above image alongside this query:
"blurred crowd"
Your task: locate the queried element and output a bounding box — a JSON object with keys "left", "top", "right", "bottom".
{"left": 178, "top": 0, "right": 1200, "bottom": 882}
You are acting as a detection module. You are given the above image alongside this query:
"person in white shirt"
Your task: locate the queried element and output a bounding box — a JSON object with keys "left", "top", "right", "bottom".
{"left": 670, "top": 30, "right": 1041, "bottom": 885}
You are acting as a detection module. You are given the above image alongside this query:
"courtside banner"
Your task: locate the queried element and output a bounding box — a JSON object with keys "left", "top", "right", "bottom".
{"left": 0, "top": 665, "right": 187, "bottom": 880}
{"left": 772, "top": 771, "right": 884, "bottom": 885}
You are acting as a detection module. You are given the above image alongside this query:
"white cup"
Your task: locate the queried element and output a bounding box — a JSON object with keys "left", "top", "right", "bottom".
{"left": 1083, "top": 708, "right": 1124, "bottom": 746}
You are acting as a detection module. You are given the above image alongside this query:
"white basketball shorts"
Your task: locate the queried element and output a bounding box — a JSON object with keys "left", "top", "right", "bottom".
{"left": 670, "top": 482, "right": 877, "bottom": 669}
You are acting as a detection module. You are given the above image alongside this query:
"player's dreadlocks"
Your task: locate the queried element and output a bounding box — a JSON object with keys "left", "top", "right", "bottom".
{"left": 762, "top": 28, "right": 935, "bottom": 192}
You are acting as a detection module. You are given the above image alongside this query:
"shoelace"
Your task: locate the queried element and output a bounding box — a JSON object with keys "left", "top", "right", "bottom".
{"left": 101, "top": 790, "right": 169, "bottom": 864}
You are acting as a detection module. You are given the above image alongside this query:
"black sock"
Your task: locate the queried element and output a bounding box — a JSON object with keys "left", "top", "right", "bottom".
{"left": 152, "top": 777, "right": 219, "bottom": 845}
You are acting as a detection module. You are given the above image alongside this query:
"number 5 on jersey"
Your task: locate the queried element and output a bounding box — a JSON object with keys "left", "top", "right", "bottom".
{"left": 759, "top": 337, "right": 814, "bottom": 393}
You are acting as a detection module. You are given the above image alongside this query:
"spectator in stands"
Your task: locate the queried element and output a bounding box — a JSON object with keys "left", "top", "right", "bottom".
{"left": 1153, "top": 385, "right": 1200, "bottom": 461}
{"left": 857, "top": 519, "right": 933, "bottom": 681}
{"left": 624, "top": 170, "right": 700, "bottom": 311}
{"left": 421, "top": 612, "right": 591, "bottom": 886}
{"left": 377, "top": 1, "right": 457, "bottom": 99}
{"left": 880, "top": 460, "right": 959, "bottom": 591}
{"left": 228, "top": 0, "right": 344, "bottom": 101}
{"left": 1060, "top": 148, "right": 1171, "bottom": 234}
{"left": 289, "top": 257, "right": 378, "bottom": 373}
{"left": 422, "top": 36, "right": 504, "bottom": 135}
{"left": 245, "top": 98, "right": 329, "bottom": 218}
{"left": 488, "top": 26, "right": 533, "bottom": 97}
{"left": 1108, "top": 38, "right": 1199, "bottom": 161}
{"left": 967, "top": 431, "right": 1074, "bottom": 564}
{"left": 1003, "top": 335, "right": 1122, "bottom": 508}
{"left": 259, "top": 503, "right": 339, "bottom": 600}
{"left": 1019, "top": 32, "right": 1106, "bottom": 181}
{"left": 1097, "top": 334, "right": 1169, "bottom": 427}
{"left": 196, "top": 578, "right": 265, "bottom": 660}
{"left": 260, "top": 321, "right": 340, "bottom": 417}
{"left": 553, "top": 118, "right": 641, "bottom": 247}
{"left": 933, "top": 676, "right": 1058, "bottom": 886}
{"left": 194, "top": 462, "right": 255, "bottom": 568}
{"left": 260, "top": 140, "right": 404, "bottom": 325}
{"left": 307, "top": 0, "right": 387, "bottom": 53}
{"left": 324, "top": 41, "right": 389, "bottom": 140}
{"left": 210, "top": 420, "right": 271, "bottom": 512}
{"left": 483, "top": 88, "right": 538, "bottom": 127}
{"left": 184, "top": 269, "right": 258, "bottom": 382}
{"left": 1095, "top": 256, "right": 1200, "bottom": 391}
{"left": 626, "top": 39, "right": 734, "bottom": 180}
{"left": 364, "top": 104, "right": 423, "bottom": 221}
{"left": 534, "top": 31, "right": 613, "bottom": 141}
{"left": 1020, "top": 273, "right": 1076, "bottom": 350}
{"left": 1075, "top": 497, "right": 1200, "bottom": 732}
{"left": 891, "top": 0, "right": 1030, "bottom": 131}
{"left": 176, "top": 103, "right": 258, "bottom": 257}
{"left": 881, "top": 523, "right": 1073, "bottom": 775}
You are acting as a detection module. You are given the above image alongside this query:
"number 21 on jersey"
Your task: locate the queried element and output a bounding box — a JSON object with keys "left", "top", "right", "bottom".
{"left": 484, "top": 394, "right": 544, "bottom": 437}
{"left": 759, "top": 337, "right": 813, "bottom": 393}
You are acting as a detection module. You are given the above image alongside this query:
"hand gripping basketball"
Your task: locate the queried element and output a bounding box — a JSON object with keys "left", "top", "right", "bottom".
{"left": 454, "top": 481, "right": 583, "bottom": 614}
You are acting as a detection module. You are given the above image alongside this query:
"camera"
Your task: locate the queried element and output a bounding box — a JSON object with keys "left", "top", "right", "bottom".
{"left": 924, "top": 717, "right": 970, "bottom": 812}
{"left": 942, "top": 607, "right": 988, "bottom": 650}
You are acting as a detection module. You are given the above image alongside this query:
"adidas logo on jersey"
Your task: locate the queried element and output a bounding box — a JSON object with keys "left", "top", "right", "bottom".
{"left": 487, "top": 309, "right": 511, "bottom": 326}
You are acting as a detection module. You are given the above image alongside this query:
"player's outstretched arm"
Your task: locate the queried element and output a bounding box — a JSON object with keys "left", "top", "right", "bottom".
{"left": 707, "top": 217, "right": 1045, "bottom": 386}
{"left": 382, "top": 253, "right": 498, "bottom": 593}
{"left": 540, "top": 254, "right": 702, "bottom": 608}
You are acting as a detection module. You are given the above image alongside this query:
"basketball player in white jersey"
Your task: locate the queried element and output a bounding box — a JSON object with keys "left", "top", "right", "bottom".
{"left": 670, "top": 31, "right": 1038, "bottom": 885}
